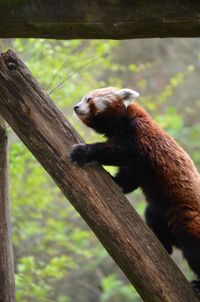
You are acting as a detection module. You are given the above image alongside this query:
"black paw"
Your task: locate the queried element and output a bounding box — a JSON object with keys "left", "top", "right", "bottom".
{"left": 191, "top": 280, "right": 200, "bottom": 298}
{"left": 113, "top": 173, "right": 134, "bottom": 194}
{"left": 70, "top": 144, "right": 90, "bottom": 167}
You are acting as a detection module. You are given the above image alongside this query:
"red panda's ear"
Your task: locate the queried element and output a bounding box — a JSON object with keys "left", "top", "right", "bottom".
{"left": 117, "top": 88, "right": 140, "bottom": 107}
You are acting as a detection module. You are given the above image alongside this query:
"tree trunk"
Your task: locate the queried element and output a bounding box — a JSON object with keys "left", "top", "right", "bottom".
{"left": 0, "top": 50, "right": 198, "bottom": 302}
{"left": 0, "top": 117, "right": 15, "bottom": 302}
{"left": 0, "top": 1, "right": 200, "bottom": 39}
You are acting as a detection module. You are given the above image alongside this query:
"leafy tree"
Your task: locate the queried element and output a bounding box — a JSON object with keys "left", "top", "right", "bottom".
{"left": 0, "top": 37, "right": 199, "bottom": 301}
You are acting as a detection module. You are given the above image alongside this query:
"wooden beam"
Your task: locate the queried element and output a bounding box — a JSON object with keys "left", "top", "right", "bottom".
{"left": 0, "top": 50, "right": 198, "bottom": 302}
{"left": 0, "top": 117, "right": 15, "bottom": 302}
{"left": 0, "top": 1, "right": 200, "bottom": 39}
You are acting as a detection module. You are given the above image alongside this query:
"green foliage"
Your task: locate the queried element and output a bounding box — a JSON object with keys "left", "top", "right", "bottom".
{"left": 2, "top": 37, "right": 199, "bottom": 302}
{"left": 12, "top": 39, "right": 118, "bottom": 109}
{"left": 100, "top": 274, "right": 139, "bottom": 302}
{"left": 156, "top": 72, "right": 184, "bottom": 105}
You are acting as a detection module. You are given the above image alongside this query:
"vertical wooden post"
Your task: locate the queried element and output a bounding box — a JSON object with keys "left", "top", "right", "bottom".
{"left": 0, "top": 117, "right": 15, "bottom": 302}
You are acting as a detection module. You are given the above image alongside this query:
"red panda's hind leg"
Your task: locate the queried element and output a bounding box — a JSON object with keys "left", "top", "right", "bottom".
{"left": 191, "top": 281, "right": 200, "bottom": 298}
{"left": 145, "top": 205, "right": 173, "bottom": 254}
{"left": 182, "top": 240, "right": 200, "bottom": 297}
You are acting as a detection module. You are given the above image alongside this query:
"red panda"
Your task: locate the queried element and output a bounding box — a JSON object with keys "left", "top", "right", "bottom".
{"left": 70, "top": 87, "right": 200, "bottom": 296}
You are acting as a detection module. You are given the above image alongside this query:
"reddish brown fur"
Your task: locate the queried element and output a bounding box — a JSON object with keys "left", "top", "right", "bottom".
{"left": 71, "top": 88, "right": 200, "bottom": 289}
{"left": 128, "top": 103, "right": 200, "bottom": 238}
{"left": 81, "top": 98, "right": 200, "bottom": 239}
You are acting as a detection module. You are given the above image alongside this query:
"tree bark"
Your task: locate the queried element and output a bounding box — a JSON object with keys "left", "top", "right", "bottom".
{"left": 0, "top": 50, "right": 198, "bottom": 302}
{"left": 0, "top": 1, "right": 200, "bottom": 39}
{"left": 0, "top": 117, "right": 15, "bottom": 302}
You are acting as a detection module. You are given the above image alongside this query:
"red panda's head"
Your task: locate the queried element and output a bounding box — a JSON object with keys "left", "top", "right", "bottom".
{"left": 73, "top": 87, "right": 140, "bottom": 132}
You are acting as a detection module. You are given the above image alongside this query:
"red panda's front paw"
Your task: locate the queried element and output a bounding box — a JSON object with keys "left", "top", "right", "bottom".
{"left": 70, "top": 144, "right": 91, "bottom": 167}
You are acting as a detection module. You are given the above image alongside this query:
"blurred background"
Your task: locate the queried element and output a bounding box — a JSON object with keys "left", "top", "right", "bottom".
{"left": 0, "top": 38, "right": 200, "bottom": 302}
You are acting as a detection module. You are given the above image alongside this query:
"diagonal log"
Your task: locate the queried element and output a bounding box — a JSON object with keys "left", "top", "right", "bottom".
{"left": 0, "top": 117, "right": 15, "bottom": 302}
{"left": 0, "top": 50, "right": 198, "bottom": 302}
{"left": 0, "top": 1, "right": 200, "bottom": 39}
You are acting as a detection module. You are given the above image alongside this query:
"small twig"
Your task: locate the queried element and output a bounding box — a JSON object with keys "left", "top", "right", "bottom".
{"left": 48, "top": 52, "right": 111, "bottom": 95}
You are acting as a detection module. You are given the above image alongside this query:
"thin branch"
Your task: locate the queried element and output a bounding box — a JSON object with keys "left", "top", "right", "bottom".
{"left": 48, "top": 53, "right": 110, "bottom": 95}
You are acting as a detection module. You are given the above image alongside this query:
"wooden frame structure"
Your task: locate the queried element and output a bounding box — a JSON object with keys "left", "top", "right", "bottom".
{"left": 0, "top": 2, "right": 200, "bottom": 301}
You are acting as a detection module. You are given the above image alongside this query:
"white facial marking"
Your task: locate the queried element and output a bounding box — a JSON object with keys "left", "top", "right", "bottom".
{"left": 76, "top": 95, "right": 90, "bottom": 115}
{"left": 94, "top": 97, "right": 107, "bottom": 111}
{"left": 118, "top": 88, "right": 140, "bottom": 107}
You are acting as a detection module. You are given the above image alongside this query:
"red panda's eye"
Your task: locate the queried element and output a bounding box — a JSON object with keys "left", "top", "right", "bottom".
{"left": 87, "top": 97, "right": 91, "bottom": 103}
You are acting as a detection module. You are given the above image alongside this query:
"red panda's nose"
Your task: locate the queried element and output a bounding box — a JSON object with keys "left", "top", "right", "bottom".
{"left": 74, "top": 105, "right": 79, "bottom": 113}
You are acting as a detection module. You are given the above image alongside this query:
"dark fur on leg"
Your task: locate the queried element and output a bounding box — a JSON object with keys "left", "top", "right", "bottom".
{"left": 182, "top": 241, "right": 200, "bottom": 297}
{"left": 145, "top": 205, "right": 173, "bottom": 254}
{"left": 191, "top": 280, "right": 200, "bottom": 298}
{"left": 70, "top": 144, "right": 92, "bottom": 166}
{"left": 113, "top": 167, "right": 139, "bottom": 193}
{"left": 70, "top": 142, "right": 127, "bottom": 167}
